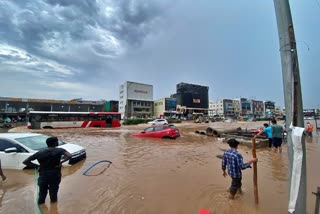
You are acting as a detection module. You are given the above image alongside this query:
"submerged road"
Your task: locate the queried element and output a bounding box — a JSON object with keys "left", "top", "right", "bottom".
{"left": 1, "top": 121, "right": 319, "bottom": 214}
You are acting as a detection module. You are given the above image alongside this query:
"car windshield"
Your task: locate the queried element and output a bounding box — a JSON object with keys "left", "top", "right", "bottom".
{"left": 14, "top": 135, "right": 65, "bottom": 150}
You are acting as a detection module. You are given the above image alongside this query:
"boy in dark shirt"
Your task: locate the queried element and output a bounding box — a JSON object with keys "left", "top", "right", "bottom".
{"left": 222, "top": 139, "right": 257, "bottom": 199}
{"left": 23, "top": 137, "right": 72, "bottom": 204}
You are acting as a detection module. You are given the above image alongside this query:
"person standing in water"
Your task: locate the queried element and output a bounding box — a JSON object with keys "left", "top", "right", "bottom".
{"left": 306, "top": 122, "right": 313, "bottom": 137}
{"left": 254, "top": 123, "right": 273, "bottom": 148}
{"left": 271, "top": 119, "right": 284, "bottom": 153}
{"left": 222, "top": 139, "right": 257, "bottom": 199}
{"left": 23, "top": 137, "right": 71, "bottom": 204}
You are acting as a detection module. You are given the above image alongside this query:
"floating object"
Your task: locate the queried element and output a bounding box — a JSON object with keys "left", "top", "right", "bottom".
{"left": 195, "top": 130, "right": 207, "bottom": 135}
{"left": 199, "top": 209, "right": 211, "bottom": 214}
{"left": 82, "top": 160, "right": 112, "bottom": 175}
{"left": 206, "top": 127, "right": 242, "bottom": 137}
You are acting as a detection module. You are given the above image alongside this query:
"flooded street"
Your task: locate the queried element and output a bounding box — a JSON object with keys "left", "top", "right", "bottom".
{"left": 1, "top": 121, "right": 320, "bottom": 214}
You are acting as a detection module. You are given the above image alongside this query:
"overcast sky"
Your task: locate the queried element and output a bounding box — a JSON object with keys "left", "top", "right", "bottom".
{"left": 0, "top": 0, "right": 319, "bottom": 108}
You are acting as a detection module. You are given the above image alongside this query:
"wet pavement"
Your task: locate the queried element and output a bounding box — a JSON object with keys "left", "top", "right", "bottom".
{"left": 1, "top": 121, "right": 319, "bottom": 214}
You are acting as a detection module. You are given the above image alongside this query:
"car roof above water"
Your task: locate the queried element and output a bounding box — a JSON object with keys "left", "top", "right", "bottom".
{"left": 0, "top": 133, "right": 43, "bottom": 140}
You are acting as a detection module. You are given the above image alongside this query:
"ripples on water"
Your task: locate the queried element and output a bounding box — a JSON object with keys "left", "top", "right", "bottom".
{"left": 1, "top": 124, "right": 320, "bottom": 214}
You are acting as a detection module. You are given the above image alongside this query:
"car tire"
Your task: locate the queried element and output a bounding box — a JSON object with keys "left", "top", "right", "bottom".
{"left": 162, "top": 136, "right": 170, "bottom": 139}
{"left": 43, "top": 126, "right": 53, "bottom": 129}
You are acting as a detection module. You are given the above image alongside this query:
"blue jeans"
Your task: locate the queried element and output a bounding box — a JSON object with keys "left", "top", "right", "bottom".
{"left": 38, "top": 172, "right": 61, "bottom": 204}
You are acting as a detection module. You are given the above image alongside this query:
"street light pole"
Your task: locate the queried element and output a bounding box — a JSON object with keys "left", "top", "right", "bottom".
{"left": 273, "top": 0, "right": 306, "bottom": 213}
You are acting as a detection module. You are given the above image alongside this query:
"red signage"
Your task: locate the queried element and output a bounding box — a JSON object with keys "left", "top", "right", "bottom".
{"left": 134, "top": 90, "right": 148, "bottom": 94}
{"left": 193, "top": 99, "right": 201, "bottom": 103}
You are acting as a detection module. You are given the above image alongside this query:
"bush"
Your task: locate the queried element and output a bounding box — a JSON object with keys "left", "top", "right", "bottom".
{"left": 122, "top": 118, "right": 149, "bottom": 125}
{"left": 167, "top": 119, "right": 182, "bottom": 124}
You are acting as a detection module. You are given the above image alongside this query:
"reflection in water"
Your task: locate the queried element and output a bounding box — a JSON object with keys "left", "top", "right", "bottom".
{"left": 1, "top": 122, "right": 320, "bottom": 213}
{"left": 41, "top": 202, "right": 59, "bottom": 214}
{"left": 0, "top": 186, "right": 6, "bottom": 207}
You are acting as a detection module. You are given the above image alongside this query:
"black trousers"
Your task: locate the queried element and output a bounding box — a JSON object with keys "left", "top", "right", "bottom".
{"left": 38, "top": 172, "right": 61, "bottom": 204}
{"left": 230, "top": 177, "right": 242, "bottom": 195}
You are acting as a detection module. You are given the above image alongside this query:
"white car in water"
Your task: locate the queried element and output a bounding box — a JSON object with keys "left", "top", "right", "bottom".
{"left": 147, "top": 119, "right": 168, "bottom": 125}
{"left": 0, "top": 133, "right": 86, "bottom": 170}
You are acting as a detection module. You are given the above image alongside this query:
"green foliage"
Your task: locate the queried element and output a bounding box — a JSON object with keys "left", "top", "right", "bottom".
{"left": 167, "top": 119, "right": 182, "bottom": 124}
{"left": 122, "top": 118, "right": 150, "bottom": 125}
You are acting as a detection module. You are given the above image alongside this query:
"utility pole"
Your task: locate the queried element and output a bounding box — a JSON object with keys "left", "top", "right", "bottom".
{"left": 273, "top": 1, "right": 306, "bottom": 213}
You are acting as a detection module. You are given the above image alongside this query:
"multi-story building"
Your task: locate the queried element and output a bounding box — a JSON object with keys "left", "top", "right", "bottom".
{"left": 153, "top": 98, "right": 177, "bottom": 118}
{"left": 209, "top": 100, "right": 222, "bottom": 116}
{"left": 232, "top": 99, "right": 241, "bottom": 117}
{"left": 251, "top": 100, "right": 264, "bottom": 118}
{"left": 175, "top": 82, "right": 209, "bottom": 114}
{"left": 209, "top": 99, "right": 240, "bottom": 117}
{"left": 264, "top": 101, "right": 275, "bottom": 117}
{"left": 208, "top": 101, "right": 216, "bottom": 116}
{"left": 119, "top": 81, "right": 153, "bottom": 119}
{"left": 239, "top": 98, "right": 252, "bottom": 116}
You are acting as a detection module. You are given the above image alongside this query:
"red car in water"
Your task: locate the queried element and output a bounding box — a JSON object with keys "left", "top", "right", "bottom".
{"left": 132, "top": 124, "right": 180, "bottom": 139}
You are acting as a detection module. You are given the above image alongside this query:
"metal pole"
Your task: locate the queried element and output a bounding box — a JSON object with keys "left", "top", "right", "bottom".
{"left": 273, "top": 1, "right": 306, "bottom": 213}
{"left": 314, "top": 109, "right": 318, "bottom": 134}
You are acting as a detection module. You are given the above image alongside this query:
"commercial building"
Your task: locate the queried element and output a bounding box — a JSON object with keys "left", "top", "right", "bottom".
{"left": 175, "top": 82, "right": 209, "bottom": 114}
{"left": 239, "top": 98, "right": 252, "bottom": 116}
{"left": 208, "top": 101, "right": 216, "bottom": 116}
{"left": 153, "top": 98, "right": 178, "bottom": 118}
{"left": 210, "top": 99, "right": 240, "bottom": 117}
{"left": 119, "top": 81, "right": 153, "bottom": 119}
{"left": 264, "top": 101, "right": 275, "bottom": 117}
{"left": 0, "top": 96, "right": 105, "bottom": 122}
{"left": 251, "top": 100, "right": 264, "bottom": 118}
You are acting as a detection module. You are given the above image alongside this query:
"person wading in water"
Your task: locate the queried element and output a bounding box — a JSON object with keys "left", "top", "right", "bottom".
{"left": 222, "top": 139, "right": 257, "bottom": 199}
{"left": 23, "top": 137, "right": 71, "bottom": 204}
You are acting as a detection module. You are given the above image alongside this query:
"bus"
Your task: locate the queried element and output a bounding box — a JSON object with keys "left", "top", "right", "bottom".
{"left": 27, "top": 111, "right": 121, "bottom": 129}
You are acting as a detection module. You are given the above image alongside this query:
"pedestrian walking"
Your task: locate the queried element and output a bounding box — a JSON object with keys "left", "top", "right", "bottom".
{"left": 222, "top": 139, "right": 257, "bottom": 199}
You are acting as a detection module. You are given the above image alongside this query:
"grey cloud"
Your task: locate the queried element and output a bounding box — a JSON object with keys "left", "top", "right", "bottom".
{"left": 0, "top": 0, "right": 172, "bottom": 71}
{"left": 0, "top": 0, "right": 175, "bottom": 100}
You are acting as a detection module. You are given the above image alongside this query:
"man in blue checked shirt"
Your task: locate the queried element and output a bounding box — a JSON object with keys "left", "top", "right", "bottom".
{"left": 222, "top": 139, "right": 257, "bottom": 199}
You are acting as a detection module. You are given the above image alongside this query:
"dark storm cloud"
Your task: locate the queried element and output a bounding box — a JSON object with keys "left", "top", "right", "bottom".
{"left": 0, "top": 0, "right": 171, "bottom": 99}
{"left": 0, "top": 0, "right": 167, "bottom": 53}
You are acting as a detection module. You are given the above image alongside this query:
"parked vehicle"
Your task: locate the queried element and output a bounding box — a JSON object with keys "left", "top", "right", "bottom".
{"left": 0, "top": 133, "right": 86, "bottom": 169}
{"left": 147, "top": 119, "right": 168, "bottom": 125}
{"left": 132, "top": 124, "right": 180, "bottom": 139}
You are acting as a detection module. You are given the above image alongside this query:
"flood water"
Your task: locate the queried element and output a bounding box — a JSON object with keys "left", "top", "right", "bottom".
{"left": 1, "top": 121, "right": 319, "bottom": 214}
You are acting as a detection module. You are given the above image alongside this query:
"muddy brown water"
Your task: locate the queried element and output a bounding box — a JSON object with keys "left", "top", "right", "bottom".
{"left": 1, "top": 121, "right": 319, "bottom": 214}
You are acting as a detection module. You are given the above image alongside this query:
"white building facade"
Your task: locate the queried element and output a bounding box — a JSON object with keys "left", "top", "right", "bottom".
{"left": 119, "top": 81, "right": 153, "bottom": 119}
